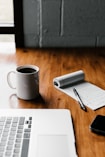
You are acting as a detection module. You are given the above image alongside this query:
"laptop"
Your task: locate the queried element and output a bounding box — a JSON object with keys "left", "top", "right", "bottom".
{"left": 0, "top": 109, "right": 78, "bottom": 157}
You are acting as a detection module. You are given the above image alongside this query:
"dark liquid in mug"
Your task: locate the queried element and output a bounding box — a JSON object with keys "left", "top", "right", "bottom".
{"left": 18, "top": 68, "right": 36, "bottom": 73}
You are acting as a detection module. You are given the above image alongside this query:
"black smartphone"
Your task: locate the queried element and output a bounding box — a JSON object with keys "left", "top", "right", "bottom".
{"left": 90, "top": 115, "right": 105, "bottom": 136}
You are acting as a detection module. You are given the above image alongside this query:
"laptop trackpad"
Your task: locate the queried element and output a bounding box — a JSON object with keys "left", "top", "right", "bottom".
{"left": 37, "top": 135, "right": 70, "bottom": 157}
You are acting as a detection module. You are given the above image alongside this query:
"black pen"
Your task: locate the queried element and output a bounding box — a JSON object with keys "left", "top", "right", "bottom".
{"left": 73, "top": 88, "right": 87, "bottom": 112}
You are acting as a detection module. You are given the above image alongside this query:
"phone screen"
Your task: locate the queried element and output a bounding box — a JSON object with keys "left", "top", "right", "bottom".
{"left": 90, "top": 115, "right": 105, "bottom": 135}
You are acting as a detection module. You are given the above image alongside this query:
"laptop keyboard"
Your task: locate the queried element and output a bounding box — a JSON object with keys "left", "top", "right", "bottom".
{"left": 0, "top": 116, "right": 32, "bottom": 157}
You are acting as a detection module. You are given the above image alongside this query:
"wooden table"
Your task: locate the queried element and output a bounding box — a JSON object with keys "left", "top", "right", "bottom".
{"left": 0, "top": 46, "right": 105, "bottom": 157}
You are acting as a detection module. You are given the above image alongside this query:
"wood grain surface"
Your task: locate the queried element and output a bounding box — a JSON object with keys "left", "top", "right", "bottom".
{"left": 0, "top": 47, "right": 105, "bottom": 157}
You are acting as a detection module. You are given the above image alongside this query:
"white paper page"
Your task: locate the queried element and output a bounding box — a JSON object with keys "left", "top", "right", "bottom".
{"left": 53, "top": 71, "right": 105, "bottom": 110}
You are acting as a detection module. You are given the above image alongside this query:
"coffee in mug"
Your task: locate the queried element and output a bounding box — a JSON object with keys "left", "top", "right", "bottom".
{"left": 7, "top": 65, "right": 39, "bottom": 100}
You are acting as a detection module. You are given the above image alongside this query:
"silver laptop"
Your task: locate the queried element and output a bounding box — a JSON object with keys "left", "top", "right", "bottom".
{"left": 0, "top": 109, "right": 77, "bottom": 157}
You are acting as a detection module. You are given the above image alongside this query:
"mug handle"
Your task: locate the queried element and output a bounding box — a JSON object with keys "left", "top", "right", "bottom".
{"left": 7, "top": 71, "right": 16, "bottom": 89}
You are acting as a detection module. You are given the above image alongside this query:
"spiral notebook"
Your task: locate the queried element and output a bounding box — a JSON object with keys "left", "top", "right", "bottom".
{"left": 53, "top": 70, "right": 105, "bottom": 110}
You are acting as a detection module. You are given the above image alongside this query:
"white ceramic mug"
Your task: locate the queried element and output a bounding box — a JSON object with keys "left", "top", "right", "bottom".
{"left": 7, "top": 65, "right": 39, "bottom": 100}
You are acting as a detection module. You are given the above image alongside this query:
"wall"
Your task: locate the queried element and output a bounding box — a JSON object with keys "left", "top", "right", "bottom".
{"left": 23, "top": 0, "right": 40, "bottom": 47}
{"left": 23, "top": 0, "right": 105, "bottom": 47}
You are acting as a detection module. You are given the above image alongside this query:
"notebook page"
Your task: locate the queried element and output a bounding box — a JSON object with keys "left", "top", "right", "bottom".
{"left": 53, "top": 71, "right": 105, "bottom": 110}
